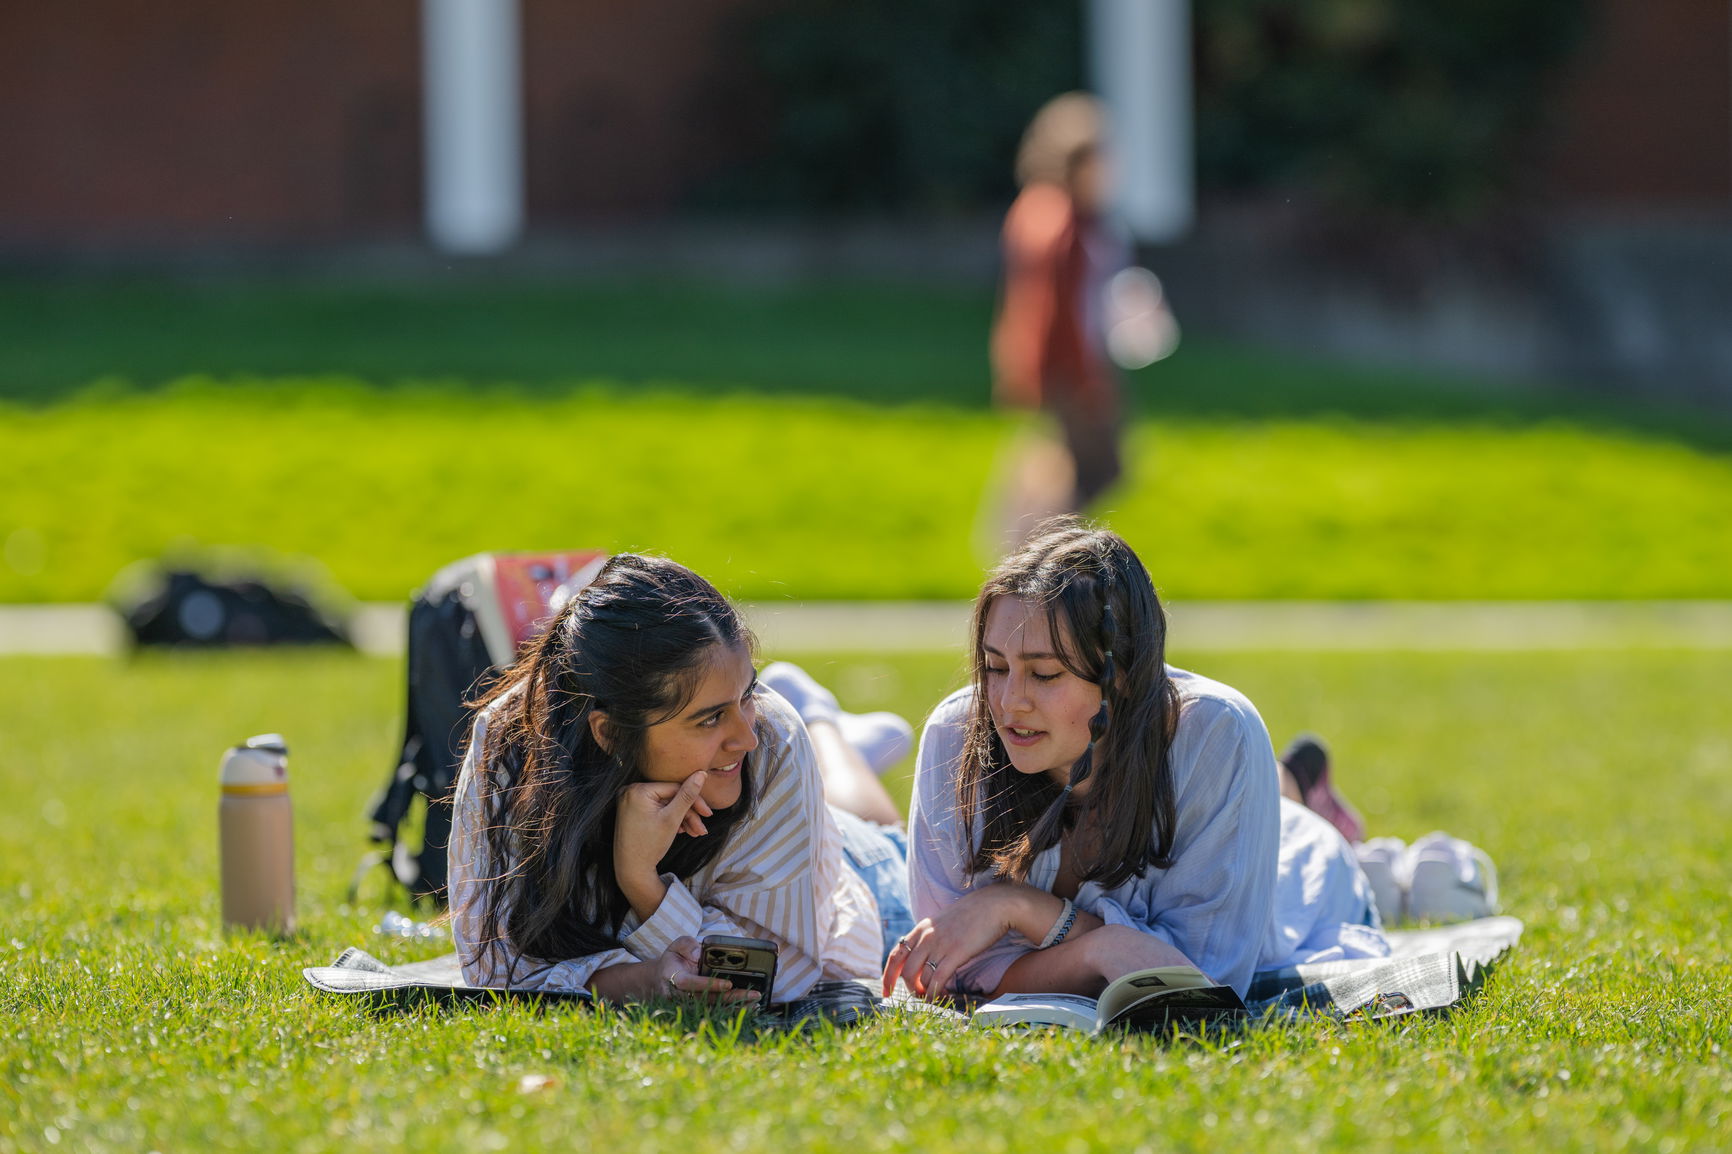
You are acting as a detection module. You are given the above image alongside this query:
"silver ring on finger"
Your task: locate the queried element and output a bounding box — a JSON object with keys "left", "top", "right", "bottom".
{"left": 924, "top": 959, "right": 940, "bottom": 972}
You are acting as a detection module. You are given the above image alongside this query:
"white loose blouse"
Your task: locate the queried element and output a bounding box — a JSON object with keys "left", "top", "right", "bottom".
{"left": 449, "top": 689, "right": 883, "bottom": 1000}
{"left": 908, "top": 667, "right": 1388, "bottom": 999}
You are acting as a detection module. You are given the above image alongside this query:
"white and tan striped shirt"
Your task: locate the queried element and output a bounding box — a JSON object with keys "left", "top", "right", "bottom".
{"left": 449, "top": 689, "right": 883, "bottom": 1001}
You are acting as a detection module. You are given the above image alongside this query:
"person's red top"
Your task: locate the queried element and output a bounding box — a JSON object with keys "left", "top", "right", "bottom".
{"left": 990, "top": 183, "right": 1112, "bottom": 414}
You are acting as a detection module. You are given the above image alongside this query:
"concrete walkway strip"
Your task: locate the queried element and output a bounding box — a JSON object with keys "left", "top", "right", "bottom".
{"left": 4, "top": 601, "right": 1732, "bottom": 656}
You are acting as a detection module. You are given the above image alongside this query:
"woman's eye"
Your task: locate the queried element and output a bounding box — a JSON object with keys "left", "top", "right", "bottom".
{"left": 1032, "top": 670, "right": 1064, "bottom": 682}
{"left": 698, "top": 713, "right": 723, "bottom": 729}
{"left": 984, "top": 666, "right": 1008, "bottom": 677}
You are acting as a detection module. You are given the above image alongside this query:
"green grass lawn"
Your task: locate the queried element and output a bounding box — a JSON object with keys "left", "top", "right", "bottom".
{"left": 4, "top": 377, "right": 1731, "bottom": 603}
{"left": 4, "top": 276, "right": 1731, "bottom": 605}
{"left": 2, "top": 647, "right": 1727, "bottom": 1151}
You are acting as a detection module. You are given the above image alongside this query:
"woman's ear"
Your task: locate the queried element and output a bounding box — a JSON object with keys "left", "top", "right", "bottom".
{"left": 588, "top": 709, "right": 613, "bottom": 754}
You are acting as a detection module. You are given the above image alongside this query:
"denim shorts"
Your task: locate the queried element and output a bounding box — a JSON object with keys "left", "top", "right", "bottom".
{"left": 829, "top": 806, "right": 914, "bottom": 965}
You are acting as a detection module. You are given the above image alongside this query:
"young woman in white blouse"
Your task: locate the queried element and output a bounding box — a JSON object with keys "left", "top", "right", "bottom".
{"left": 449, "top": 553, "right": 908, "bottom": 1004}
{"left": 883, "top": 518, "right": 1389, "bottom": 1002}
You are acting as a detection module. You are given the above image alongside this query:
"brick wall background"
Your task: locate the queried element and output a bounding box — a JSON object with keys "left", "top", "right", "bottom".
{"left": 0, "top": 0, "right": 1723, "bottom": 250}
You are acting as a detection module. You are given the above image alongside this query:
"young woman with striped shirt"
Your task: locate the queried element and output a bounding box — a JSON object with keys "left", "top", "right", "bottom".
{"left": 448, "top": 553, "right": 908, "bottom": 1004}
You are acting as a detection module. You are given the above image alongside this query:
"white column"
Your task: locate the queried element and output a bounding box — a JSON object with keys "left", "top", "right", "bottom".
{"left": 422, "top": 0, "right": 524, "bottom": 254}
{"left": 1088, "top": 0, "right": 1193, "bottom": 242}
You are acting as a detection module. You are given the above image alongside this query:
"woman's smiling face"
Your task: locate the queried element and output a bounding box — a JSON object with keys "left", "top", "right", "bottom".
{"left": 980, "top": 595, "right": 1102, "bottom": 791}
{"left": 636, "top": 642, "right": 760, "bottom": 811}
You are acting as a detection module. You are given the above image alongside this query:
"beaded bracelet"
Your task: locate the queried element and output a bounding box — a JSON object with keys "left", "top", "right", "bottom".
{"left": 1039, "top": 897, "right": 1078, "bottom": 949}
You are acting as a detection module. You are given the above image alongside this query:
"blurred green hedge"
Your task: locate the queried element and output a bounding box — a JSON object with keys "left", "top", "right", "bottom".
{"left": 714, "top": 0, "right": 1587, "bottom": 221}
{"left": 701, "top": 0, "right": 1083, "bottom": 214}
{"left": 1197, "top": 0, "right": 1588, "bottom": 219}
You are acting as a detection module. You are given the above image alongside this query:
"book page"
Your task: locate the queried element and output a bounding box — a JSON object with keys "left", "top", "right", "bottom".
{"left": 970, "top": 992, "right": 1101, "bottom": 1031}
{"left": 1095, "top": 965, "right": 1216, "bottom": 1022}
{"left": 1105, "top": 984, "right": 1247, "bottom": 1031}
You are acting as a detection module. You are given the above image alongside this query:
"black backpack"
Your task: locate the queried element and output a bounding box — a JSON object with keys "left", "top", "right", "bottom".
{"left": 119, "top": 568, "right": 351, "bottom": 648}
{"left": 356, "top": 551, "right": 607, "bottom": 906}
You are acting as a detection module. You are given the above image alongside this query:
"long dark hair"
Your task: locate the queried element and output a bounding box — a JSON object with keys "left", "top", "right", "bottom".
{"left": 958, "top": 517, "right": 1181, "bottom": 888}
{"left": 465, "top": 553, "right": 758, "bottom": 979}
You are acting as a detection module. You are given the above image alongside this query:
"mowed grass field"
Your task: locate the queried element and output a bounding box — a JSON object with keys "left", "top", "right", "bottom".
{"left": 2, "top": 647, "right": 1728, "bottom": 1152}
{"left": 8, "top": 377, "right": 1732, "bottom": 605}
{"left": 4, "top": 276, "right": 1732, "bottom": 606}
{"left": 3, "top": 276, "right": 1732, "bottom": 604}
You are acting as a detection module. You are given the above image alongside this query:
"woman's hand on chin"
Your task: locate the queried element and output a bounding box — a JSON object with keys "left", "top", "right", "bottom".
{"left": 881, "top": 884, "right": 1033, "bottom": 1000}
{"left": 616, "top": 772, "right": 714, "bottom": 867}
{"left": 613, "top": 772, "right": 714, "bottom": 922}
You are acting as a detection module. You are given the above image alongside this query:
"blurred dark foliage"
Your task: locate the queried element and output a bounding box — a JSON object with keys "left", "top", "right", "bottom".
{"left": 1196, "top": 0, "right": 1590, "bottom": 221}
{"left": 697, "top": 0, "right": 1085, "bottom": 214}
{"left": 704, "top": 0, "right": 1586, "bottom": 223}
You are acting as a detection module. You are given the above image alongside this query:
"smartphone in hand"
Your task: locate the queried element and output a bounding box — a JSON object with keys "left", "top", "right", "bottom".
{"left": 698, "top": 935, "right": 778, "bottom": 1002}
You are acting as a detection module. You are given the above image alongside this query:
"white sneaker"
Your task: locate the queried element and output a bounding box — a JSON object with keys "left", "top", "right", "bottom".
{"left": 1355, "top": 837, "right": 1408, "bottom": 926}
{"left": 838, "top": 710, "right": 914, "bottom": 775}
{"left": 1404, "top": 832, "right": 1499, "bottom": 923}
{"left": 761, "top": 662, "right": 911, "bottom": 775}
{"left": 759, "top": 661, "right": 840, "bottom": 727}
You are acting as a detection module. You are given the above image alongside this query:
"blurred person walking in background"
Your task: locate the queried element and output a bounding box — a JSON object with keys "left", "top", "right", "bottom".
{"left": 986, "top": 92, "right": 1176, "bottom": 551}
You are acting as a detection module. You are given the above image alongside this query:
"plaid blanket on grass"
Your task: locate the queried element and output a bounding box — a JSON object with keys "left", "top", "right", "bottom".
{"left": 305, "top": 915, "right": 1522, "bottom": 1028}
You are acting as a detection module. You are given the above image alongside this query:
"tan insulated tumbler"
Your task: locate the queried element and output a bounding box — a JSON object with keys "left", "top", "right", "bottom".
{"left": 219, "top": 734, "right": 295, "bottom": 933}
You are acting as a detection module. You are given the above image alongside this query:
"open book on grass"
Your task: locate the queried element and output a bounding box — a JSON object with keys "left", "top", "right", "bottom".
{"left": 971, "top": 964, "right": 1246, "bottom": 1033}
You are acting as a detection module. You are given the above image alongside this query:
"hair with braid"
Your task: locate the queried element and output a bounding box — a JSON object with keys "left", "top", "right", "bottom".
{"left": 957, "top": 517, "right": 1181, "bottom": 888}
{"left": 463, "top": 554, "right": 759, "bottom": 982}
